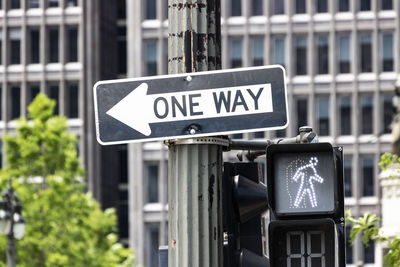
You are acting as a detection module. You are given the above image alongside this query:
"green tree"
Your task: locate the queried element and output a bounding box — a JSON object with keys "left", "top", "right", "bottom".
{"left": 346, "top": 153, "right": 400, "bottom": 267}
{"left": 0, "top": 94, "right": 135, "bottom": 267}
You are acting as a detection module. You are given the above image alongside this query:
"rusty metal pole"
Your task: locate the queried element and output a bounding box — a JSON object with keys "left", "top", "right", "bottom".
{"left": 167, "top": 0, "right": 223, "bottom": 266}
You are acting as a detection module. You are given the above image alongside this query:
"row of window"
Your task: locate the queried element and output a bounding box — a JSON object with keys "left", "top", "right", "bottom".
{"left": 0, "top": 81, "right": 79, "bottom": 121}
{"left": 0, "top": 26, "right": 78, "bottom": 65}
{"left": 0, "top": 0, "right": 78, "bottom": 10}
{"left": 248, "top": 92, "right": 392, "bottom": 140}
{"left": 142, "top": 151, "right": 378, "bottom": 208}
{"left": 142, "top": 0, "right": 394, "bottom": 22}
{"left": 343, "top": 155, "right": 376, "bottom": 198}
{"left": 232, "top": 0, "right": 393, "bottom": 17}
{"left": 142, "top": 31, "right": 395, "bottom": 78}
{"left": 232, "top": 32, "right": 395, "bottom": 75}
{"left": 293, "top": 94, "right": 392, "bottom": 137}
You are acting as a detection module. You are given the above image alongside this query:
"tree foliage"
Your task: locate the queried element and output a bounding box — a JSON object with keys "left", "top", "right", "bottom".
{"left": 346, "top": 153, "right": 400, "bottom": 267}
{"left": 379, "top": 152, "right": 400, "bottom": 172}
{"left": 0, "top": 94, "right": 135, "bottom": 267}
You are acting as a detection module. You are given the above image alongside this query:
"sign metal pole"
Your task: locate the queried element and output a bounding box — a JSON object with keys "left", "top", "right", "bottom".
{"left": 167, "top": 0, "right": 223, "bottom": 266}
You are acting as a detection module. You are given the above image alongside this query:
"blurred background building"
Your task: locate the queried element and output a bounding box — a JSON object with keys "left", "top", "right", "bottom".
{"left": 0, "top": 0, "right": 397, "bottom": 266}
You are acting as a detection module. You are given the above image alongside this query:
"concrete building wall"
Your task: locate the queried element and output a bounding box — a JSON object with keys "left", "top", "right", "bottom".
{"left": 125, "top": 0, "right": 397, "bottom": 266}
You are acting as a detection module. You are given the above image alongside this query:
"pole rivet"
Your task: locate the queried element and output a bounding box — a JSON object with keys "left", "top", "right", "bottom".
{"left": 186, "top": 76, "right": 192, "bottom": 82}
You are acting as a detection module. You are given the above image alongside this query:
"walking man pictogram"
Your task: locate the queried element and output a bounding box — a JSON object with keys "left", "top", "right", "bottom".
{"left": 292, "top": 157, "right": 324, "bottom": 208}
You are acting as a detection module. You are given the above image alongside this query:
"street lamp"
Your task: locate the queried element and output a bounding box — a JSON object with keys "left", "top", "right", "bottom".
{"left": 0, "top": 178, "right": 26, "bottom": 267}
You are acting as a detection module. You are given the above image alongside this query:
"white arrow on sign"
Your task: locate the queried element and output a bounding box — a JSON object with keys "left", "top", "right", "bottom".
{"left": 106, "top": 82, "right": 273, "bottom": 136}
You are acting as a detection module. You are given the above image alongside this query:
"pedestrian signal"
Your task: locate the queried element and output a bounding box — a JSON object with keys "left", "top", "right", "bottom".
{"left": 266, "top": 143, "right": 345, "bottom": 267}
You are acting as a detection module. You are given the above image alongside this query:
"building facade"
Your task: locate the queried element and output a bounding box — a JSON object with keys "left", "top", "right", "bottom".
{"left": 125, "top": 0, "right": 398, "bottom": 266}
{"left": 0, "top": 0, "right": 130, "bottom": 250}
{"left": 0, "top": 0, "right": 397, "bottom": 266}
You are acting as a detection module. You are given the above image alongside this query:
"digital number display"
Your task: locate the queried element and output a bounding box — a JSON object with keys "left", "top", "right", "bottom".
{"left": 268, "top": 219, "right": 335, "bottom": 267}
{"left": 273, "top": 152, "right": 335, "bottom": 215}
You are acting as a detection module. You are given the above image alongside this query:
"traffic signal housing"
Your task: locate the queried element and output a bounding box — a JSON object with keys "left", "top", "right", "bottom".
{"left": 223, "top": 162, "right": 269, "bottom": 267}
{"left": 266, "top": 143, "right": 345, "bottom": 267}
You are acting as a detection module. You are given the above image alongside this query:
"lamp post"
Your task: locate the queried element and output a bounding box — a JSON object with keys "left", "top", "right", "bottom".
{"left": 0, "top": 178, "right": 26, "bottom": 267}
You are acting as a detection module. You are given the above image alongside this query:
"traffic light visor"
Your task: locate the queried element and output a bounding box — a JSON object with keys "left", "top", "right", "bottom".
{"left": 267, "top": 143, "right": 337, "bottom": 217}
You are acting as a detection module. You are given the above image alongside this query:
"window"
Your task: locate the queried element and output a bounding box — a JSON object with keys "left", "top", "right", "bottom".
{"left": 360, "top": 33, "right": 372, "bottom": 72}
{"left": 0, "top": 87, "right": 2, "bottom": 120}
{"left": 295, "top": 0, "right": 306, "bottom": 14}
{"left": 118, "top": 27, "right": 127, "bottom": 74}
{"left": 273, "top": 0, "right": 284, "bottom": 14}
{"left": 276, "top": 129, "right": 286, "bottom": 138}
{"left": 364, "top": 240, "right": 375, "bottom": 263}
{"left": 29, "top": 29, "right": 40, "bottom": 64}
{"left": 317, "top": 0, "right": 327, "bottom": 12}
{"left": 48, "top": 83, "right": 59, "bottom": 115}
{"left": 252, "top": 0, "right": 263, "bottom": 16}
{"left": 382, "top": 33, "right": 394, "bottom": 72}
{"left": 146, "top": 0, "right": 156, "bottom": 20}
{"left": 163, "top": 38, "right": 168, "bottom": 74}
{"left": 146, "top": 224, "right": 160, "bottom": 267}
{"left": 116, "top": 146, "right": 128, "bottom": 239}
{"left": 231, "top": 0, "right": 242, "bottom": 16}
{"left": 251, "top": 37, "right": 264, "bottom": 66}
{"left": 296, "top": 98, "right": 308, "bottom": 130}
{"left": 145, "top": 41, "right": 157, "bottom": 76}
{"left": 344, "top": 157, "right": 352, "bottom": 197}
{"left": 118, "top": 145, "right": 128, "bottom": 184}
{"left": 29, "top": 0, "right": 39, "bottom": 8}
{"left": 10, "top": 29, "right": 21, "bottom": 65}
{"left": 230, "top": 38, "right": 242, "bottom": 68}
{"left": 146, "top": 164, "right": 159, "bottom": 203}
{"left": 0, "top": 30, "right": 2, "bottom": 65}
{"left": 66, "top": 0, "right": 77, "bottom": 7}
{"left": 360, "top": 0, "right": 370, "bottom": 11}
{"left": 233, "top": 133, "right": 243, "bottom": 139}
{"left": 118, "top": 189, "right": 129, "bottom": 239}
{"left": 28, "top": 84, "right": 40, "bottom": 105}
{"left": 345, "top": 225, "right": 353, "bottom": 264}
{"left": 360, "top": 95, "right": 373, "bottom": 134}
{"left": 339, "top": 96, "right": 351, "bottom": 135}
{"left": 10, "top": 0, "right": 20, "bottom": 9}
{"left": 382, "top": 0, "right": 392, "bottom": 10}
{"left": 338, "top": 34, "right": 350, "bottom": 73}
{"left": 383, "top": 94, "right": 393, "bottom": 134}
{"left": 48, "top": 28, "right": 59, "bottom": 63}
{"left": 295, "top": 35, "right": 307, "bottom": 75}
{"left": 117, "top": 0, "right": 126, "bottom": 19}
{"left": 47, "top": 0, "right": 58, "bottom": 7}
{"left": 316, "top": 35, "right": 329, "bottom": 74}
{"left": 339, "top": 0, "right": 349, "bottom": 12}
{"left": 163, "top": 1, "right": 168, "bottom": 20}
{"left": 10, "top": 85, "right": 21, "bottom": 120}
{"left": 254, "top": 131, "right": 265, "bottom": 139}
{"left": 361, "top": 157, "right": 374, "bottom": 197}
{"left": 66, "top": 82, "right": 79, "bottom": 118}
{"left": 272, "top": 36, "right": 285, "bottom": 68}
{"left": 67, "top": 27, "right": 78, "bottom": 62}
{"left": 317, "top": 96, "right": 329, "bottom": 136}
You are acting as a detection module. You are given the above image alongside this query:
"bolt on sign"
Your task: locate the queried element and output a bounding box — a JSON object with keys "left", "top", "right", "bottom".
{"left": 94, "top": 65, "right": 288, "bottom": 145}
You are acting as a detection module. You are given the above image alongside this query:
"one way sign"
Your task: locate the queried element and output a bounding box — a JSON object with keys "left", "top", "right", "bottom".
{"left": 94, "top": 65, "right": 288, "bottom": 145}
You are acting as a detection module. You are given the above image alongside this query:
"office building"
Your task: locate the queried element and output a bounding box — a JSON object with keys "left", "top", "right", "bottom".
{"left": 0, "top": 0, "right": 396, "bottom": 266}
{"left": 125, "top": 0, "right": 397, "bottom": 266}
